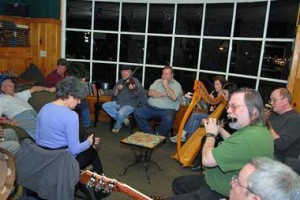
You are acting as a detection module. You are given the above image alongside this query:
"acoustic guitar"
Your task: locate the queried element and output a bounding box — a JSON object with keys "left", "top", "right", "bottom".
{"left": 80, "top": 170, "right": 153, "bottom": 200}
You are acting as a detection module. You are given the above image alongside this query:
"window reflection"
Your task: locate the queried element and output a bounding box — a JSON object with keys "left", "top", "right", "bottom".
{"left": 229, "top": 40, "right": 261, "bottom": 76}
{"left": 66, "top": 0, "right": 92, "bottom": 29}
{"left": 66, "top": 31, "right": 91, "bottom": 59}
{"left": 64, "top": 0, "right": 298, "bottom": 93}
{"left": 234, "top": 2, "right": 267, "bottom": 37}
{"left": 144, "top": 67, "right": 162, "bottom": 89}
{"left": 148, "top": 4, "right": 174, "bottom": 34}
{"left": 92, "top": 63, "right": 117, "bottom": 86}
{"left": 258, "top": 81, "right": 287, "bottom": 104}
{"left": 93, "top": 33, "right": 118, "bottom": 61}
{"left": 228, "top": 76, "right": 256, "bottom": 89}
{"left": 267, "top": 0, "right": 298, "bottom": 38}
{"left": 121, "top": 3, "right": 146, "bottom": 32}
{"left": 94, "top": 2, "right": 119, "bottom": 31}
{"left": 146, "top": 36, "right": 172, "bottom": 65}
{"left": 175, "top": 70, "right": 197, "bottom": 92}
{"left": 262, "top": 42, "right": 292, "bottom": 80}
{"left": 173, "top": 37, "right": 199, "bottom": 68}
{"left": 120, "top": 35, "right": 144, "bottom": 63}
{"left": 204, "top": 3, "right": 233, "bottom": 36}
{"left": 201, "top": 39, "right": 229, "bottom": 72}
{"left": 176, "top": 4, "right": 203, "bottom": 35}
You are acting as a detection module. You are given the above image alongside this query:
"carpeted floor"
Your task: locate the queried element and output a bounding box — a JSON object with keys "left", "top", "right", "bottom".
{"left": 80, "top": 121, "right": 196, "bottom": 200}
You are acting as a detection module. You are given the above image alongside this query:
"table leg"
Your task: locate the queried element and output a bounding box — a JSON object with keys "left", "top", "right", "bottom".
{"left": 119, "top": 146, "right": 164, "bottom": 184}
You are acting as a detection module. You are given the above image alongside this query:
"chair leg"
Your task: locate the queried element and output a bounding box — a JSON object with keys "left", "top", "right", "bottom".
{"left": 130, "top": 117, "right": 136, "bottom": 134}
{"left": 94, "top": 106, "right": 101, "bottom": 127}
{"left": 110, "top": 117, "right": 115, "bottom": 131}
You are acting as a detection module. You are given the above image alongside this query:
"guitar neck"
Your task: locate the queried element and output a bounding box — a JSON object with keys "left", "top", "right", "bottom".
{"left": 115, "top": 181, "right": 152, "bottom": 200}
{"left": 80, "top": 170, "right": 152, "bottom": 200}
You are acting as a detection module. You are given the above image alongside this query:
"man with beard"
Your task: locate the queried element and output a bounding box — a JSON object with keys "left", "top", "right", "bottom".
{"left": 103, "top": 65, "right": 145, "bottom": 133}
{"left": 167, "top": 88, "right": 274, "bottom": 200}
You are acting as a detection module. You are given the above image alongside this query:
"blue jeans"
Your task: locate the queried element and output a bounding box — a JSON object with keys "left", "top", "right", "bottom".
{"left": 0, "top": 128, "right": 20, "bottom": 157}
{"left": 102, "top": 101, "right": 134, "bottom": 129}
{"left": 133, "top": 104, "right": 176, "bottom": 136}
{"left": 184, "top": 113, "right": 208, "bottom": 135}
{"left": 75, "top": 100, "right": 91, "bottom": 127}
{"left": 13, "top": 109, "right": 37, "bottom": 139}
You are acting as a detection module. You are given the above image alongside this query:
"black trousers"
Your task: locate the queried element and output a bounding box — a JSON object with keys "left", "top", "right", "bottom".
{"left": 166, "top": 174, "right": 226, "bottom": 200}
{"left": 76, "top": 147, "right": 109, "bottom": 199}
{"left": 76, "top": 147, "right": 103, "bottom": 174}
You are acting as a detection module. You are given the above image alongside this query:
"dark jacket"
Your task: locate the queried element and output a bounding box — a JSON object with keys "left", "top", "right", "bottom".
{"left": 16, "top": 139, "right": 80, "bottom": 200}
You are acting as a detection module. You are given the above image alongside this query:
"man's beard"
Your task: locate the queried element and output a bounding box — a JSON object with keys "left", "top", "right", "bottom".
{"left": 229, "top": 122, "right": 240, "bottom": 130}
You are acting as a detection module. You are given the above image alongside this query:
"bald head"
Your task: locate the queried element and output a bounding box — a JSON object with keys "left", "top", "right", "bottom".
{"left": 1, "top": 79, "right": 15, "bottom": 96}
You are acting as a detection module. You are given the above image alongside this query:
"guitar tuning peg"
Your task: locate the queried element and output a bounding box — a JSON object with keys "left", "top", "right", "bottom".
{"left": 86, "top": 176, "right": 96, "bottom": 188}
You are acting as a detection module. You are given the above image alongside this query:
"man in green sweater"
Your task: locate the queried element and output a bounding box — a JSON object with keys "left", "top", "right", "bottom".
{"left": 168, "top": 88, "right": 274, "bottom": 200}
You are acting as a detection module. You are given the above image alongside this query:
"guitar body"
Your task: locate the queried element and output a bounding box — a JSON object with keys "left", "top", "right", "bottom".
{"left": 80, "top": 170, "right": 152, "bottom": 200}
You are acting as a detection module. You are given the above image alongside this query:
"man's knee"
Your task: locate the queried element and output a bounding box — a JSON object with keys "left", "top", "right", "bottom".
{"left": 163, "top": 114, "right": 175, "bottom": 124}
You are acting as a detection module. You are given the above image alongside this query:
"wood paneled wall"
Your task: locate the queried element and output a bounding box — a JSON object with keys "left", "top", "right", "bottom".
{"left": 0, "top": 15, "right": 61, "bottom": 76}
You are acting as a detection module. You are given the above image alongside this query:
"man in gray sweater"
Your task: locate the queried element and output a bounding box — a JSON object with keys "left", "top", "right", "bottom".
{"left": 103, "top": 65, "right": 146, "bottom": 133}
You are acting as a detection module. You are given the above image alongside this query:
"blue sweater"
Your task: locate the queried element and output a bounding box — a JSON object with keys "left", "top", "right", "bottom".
{"left": 35, "top": 103, "right": 90, "bottom": 156}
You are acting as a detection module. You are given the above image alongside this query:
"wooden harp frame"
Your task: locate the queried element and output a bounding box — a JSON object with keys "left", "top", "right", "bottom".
{"left": 171, "top": 80, "right": 227, "bottom": 167}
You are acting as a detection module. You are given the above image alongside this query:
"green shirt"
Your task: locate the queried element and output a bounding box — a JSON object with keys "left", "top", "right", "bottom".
{"left": 205, "top": 121, "right": 274, "bottom": 197}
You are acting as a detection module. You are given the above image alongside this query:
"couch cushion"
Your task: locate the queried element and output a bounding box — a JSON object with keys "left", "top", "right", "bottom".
{"left": 28, "top": 91, "right": 56, "bottom": 112}
{"left": 19, "top": 63, "right": 45, "bottom": 86}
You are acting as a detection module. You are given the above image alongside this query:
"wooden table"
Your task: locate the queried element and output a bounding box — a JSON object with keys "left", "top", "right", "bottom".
{"left": 120, "top": 132, "right": 166, "bottom": 184}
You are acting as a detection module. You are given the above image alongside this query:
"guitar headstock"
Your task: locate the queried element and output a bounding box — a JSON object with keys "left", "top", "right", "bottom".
{"left": 80, "top": 170, "right": 116, "bottom": 194}
{"left": 80, "top": 170, "right": 153, "bottom": 200}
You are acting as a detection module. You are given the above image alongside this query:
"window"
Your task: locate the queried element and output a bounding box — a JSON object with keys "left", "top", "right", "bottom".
{"left": 64, "top": 0, "right": 299, "bottom": 103}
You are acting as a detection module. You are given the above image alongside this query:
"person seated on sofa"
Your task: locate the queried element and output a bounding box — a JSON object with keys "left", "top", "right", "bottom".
{"left": 134, "top": 66, "right": 183, "bottom": 136}
{"left": 36, "top": 76, "right": 108, "bottom": 199}
{"left": 0, "top": 124, "right": 20, "bottom": 157}
{"left": 103, "top": 65, "right": 145, "bottom": 133}
{"left": 44, "top": 58, "right": 93, "bottom": 135}
{"left": 0, "top": 78, "right": 55, "bottom": 139}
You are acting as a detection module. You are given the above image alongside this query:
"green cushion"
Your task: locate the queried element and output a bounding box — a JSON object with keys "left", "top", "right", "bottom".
{"left": 28, "top": 91, "right": 56, "bottom": 112}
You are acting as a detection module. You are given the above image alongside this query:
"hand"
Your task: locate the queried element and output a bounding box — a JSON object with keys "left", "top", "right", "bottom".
{"left": 88, "top": 134, "right": 100, "bottom": 148}
{"left": 203, "top": 118, "right": 219, "bottom": 136}
{"left": 162, "top": 79, "right": 169, "bottom": 87}
{"left": 184, "top": 92, "right": 193, "bottom": 99}
{"left": 8, "top": 119, "right": 19, "bottom": 126}
{"left": 128, "top": 83, "right": 136, "bottom": 90}
{"left": 48, "top": 87, "right": 56, "bottom": 92}
{"left": 117, "top": 85, "right": 124, "bottom": 90}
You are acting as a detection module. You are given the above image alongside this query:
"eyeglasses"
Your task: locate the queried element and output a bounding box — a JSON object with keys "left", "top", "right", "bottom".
{"left": 268, "top": 98, "right": 283, "bottom": 104}
{"left": 226, "top": 104, "right": 245, "bottom": 112}
{"left": 231, "top": 176, "right": 254, "bottom": 194}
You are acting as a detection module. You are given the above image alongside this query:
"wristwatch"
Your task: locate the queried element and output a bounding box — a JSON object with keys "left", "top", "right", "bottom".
{"left": 205, "top": 133, "right": 216, "bottom": 138}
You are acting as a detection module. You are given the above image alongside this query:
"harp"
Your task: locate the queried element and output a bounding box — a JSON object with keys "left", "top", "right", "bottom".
{"left": 171, "top": 80, "right": 226, "bottom": 167}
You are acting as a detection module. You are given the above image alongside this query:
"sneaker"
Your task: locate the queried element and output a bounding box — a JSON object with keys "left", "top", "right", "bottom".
{"left": 111, "top": 128, "right": 120, "bottom": 133}
{"left": 170, "top": 135, "right": 186, "bottom": 143}
{"left": 123, "top": 118, "right": 130, "bottom": 126}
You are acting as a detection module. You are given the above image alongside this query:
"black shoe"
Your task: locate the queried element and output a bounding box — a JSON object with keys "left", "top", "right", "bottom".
{"left": 83, "top": 126, "right": 92, "bottom": 135}
{"left": 191, "top": 165, "right": 203, "bottom": 172}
